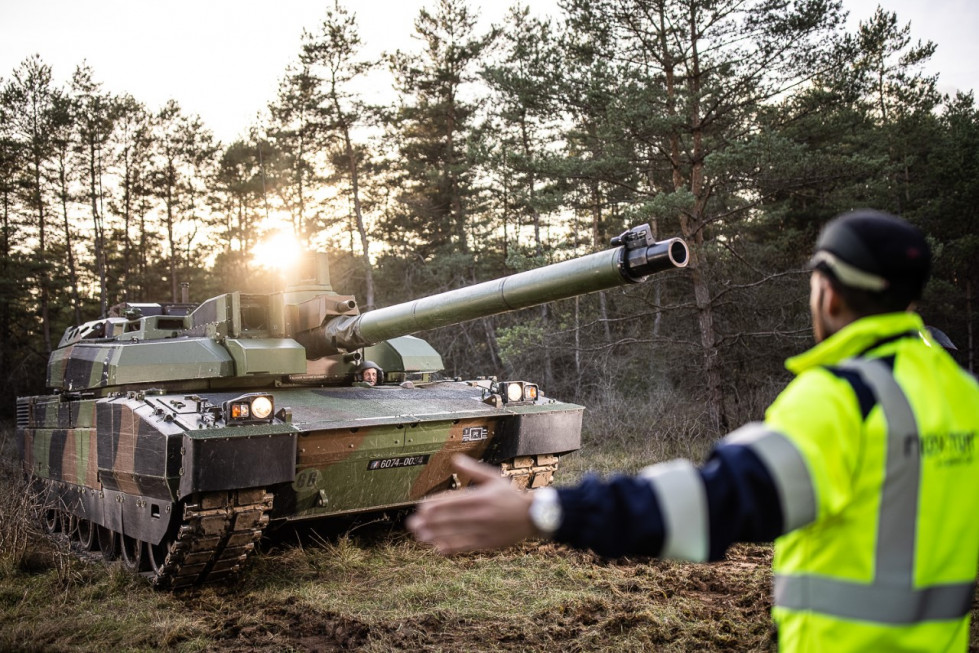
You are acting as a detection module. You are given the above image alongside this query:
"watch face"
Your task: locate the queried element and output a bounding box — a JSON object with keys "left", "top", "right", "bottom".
{"left": 530, "top": 488, "right": 561, "bottom": 534}
{"left": 537, "top": 503, "right": 560, "bottom": 531}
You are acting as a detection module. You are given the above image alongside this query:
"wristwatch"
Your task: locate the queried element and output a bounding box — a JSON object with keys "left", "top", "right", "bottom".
{"left": 528, "top": 486, "right": 562, "bottom": 536}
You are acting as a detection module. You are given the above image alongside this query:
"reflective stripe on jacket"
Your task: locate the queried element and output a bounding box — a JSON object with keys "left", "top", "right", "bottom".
{"left": 551, "top": 312, "right": 979, "bottom": 651}
{"left": 743, "top": 312, "right": 979, "bottom": 652}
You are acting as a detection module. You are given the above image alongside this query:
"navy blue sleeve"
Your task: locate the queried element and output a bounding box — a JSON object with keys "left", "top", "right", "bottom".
{"left": 701, "top": 443, "right": 784, "bottom": 559}
{"left": 552, "top": 473, "right": 667, "bottom": 558}
{"left": 551, "top": 443, "right": 784, "bottom": 561}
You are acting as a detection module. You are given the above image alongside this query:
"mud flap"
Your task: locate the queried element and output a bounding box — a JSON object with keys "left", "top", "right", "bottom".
{"left": 483, "top": 409, "right": 583, "bottom": 463}
{"left": 179, "top": 432, "right": 297, "bottom": 497}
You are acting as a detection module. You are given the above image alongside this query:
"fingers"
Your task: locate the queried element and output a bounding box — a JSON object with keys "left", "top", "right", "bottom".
{"left": 450, "top": 454, "right": 503, "bottom": 484}
{"left": 407, "top": 462, "right": 538, "bottom": 555}
{"left": 409, "top": 481, "right": 501, "bottom": 539}
{"left": 408, "top": 509, "right": 499, "bottom": 555}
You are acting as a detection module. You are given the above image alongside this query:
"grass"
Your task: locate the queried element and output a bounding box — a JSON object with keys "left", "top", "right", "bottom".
{"left": 0, "top": 419, "right": 974, "bottom": 652}
{"left": 0, "top": 524, "right": 776, "bottom": 651}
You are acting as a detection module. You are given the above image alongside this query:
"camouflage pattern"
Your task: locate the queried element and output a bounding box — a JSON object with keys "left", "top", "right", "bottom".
{"left": 16, "top": 224, "right": 688, "bottom": 588}
{"left": 17, "top": 380, "right": 579, "bottom": 552}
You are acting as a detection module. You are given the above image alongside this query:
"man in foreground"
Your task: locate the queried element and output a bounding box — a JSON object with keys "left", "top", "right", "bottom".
{"left": 408, "top": 210, "right": 979, "bottom": 651}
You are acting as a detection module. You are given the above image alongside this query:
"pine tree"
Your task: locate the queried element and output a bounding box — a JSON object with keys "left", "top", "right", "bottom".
{"left": 110, "top": 95, "right": 155, "bottom": 302}
{"left": 2, "top": 55, "right": 59, "bottom": 352}
{"left": 150, "top": 100, "right": 217, "bottom": 302}
{"left": 211, "top": 138, "right": 267, "bottom": 288}
{"left": 267, "top": 56, "right": 327, "bottom": 247}
{"left": 547, "top": 0, "right": 848, "bottom": 429}
{"left": 46, "top": 87, "right": 84, "bottom": 324}
{"left": 0, "top": 77, "right": 38, "bottom": 404}
{"left": 916, "top": 92, "right": 979, "bottom": 373}
{"left": 481, "top": 6, "right": 568, "bottom": 387}
{"left": 71, "top": 64, "right": 115, "bottom": 315}
{"left": 302, "top": 1, "right": 378, "bottom": 308}
{"left": 384, "top": 0, "right": 495, "bottom": 261}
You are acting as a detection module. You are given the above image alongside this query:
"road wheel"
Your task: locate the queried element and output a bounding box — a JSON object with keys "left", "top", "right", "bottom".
{"left": 41, "top": 508, "right": 61, "bottom": 534}
{"left": 98, "top": 526, "right": 118, "bottom": 561}
{"left": 76, "top": 519, "right": 99, "bottom": 551}
{"left": 120, "top": 534, "right": 147, "bottom": 572}
{"left": 148, "top": 536, "right": 173, "bottom": 575}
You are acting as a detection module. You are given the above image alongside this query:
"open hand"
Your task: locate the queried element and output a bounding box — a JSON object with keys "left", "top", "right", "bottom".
{"left": 407, "top": 455, "right": 538, "bottom": 554}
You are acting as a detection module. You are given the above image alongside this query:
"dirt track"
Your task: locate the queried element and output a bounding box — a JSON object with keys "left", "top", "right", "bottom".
{"left": 191, "top": 543, "right": 776, "bottom": 652}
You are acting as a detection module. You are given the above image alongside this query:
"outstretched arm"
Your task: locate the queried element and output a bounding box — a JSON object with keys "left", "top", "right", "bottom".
{"left": 409, "top": 434, "right": 785, "bottom": 561}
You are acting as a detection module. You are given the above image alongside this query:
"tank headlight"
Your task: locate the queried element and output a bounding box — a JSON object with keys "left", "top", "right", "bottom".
{"left": 498, "top": 381, "right": 539, "bottom": 405}
{"left": 225, "top": 393, "right": 275, "bottom": 424}
{"left": 251, "top": 396, "right": 273, "bottom": 419}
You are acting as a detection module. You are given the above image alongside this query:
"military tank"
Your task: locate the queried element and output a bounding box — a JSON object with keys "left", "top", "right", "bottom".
{"left": 15, "top": 224, "right": 688, "bottom": 589}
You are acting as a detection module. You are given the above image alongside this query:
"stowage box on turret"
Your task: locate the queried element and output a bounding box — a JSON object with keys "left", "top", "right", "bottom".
{"left": 16, "top": 225, "right": 688, "bottom": 589}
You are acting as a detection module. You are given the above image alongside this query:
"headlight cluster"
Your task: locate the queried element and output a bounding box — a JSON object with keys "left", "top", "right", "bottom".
{"left": 224, "top": 393, "right": 275, "bottom": 424}
{"left": 498, "top": 381, "right": 539, "bottom": 404}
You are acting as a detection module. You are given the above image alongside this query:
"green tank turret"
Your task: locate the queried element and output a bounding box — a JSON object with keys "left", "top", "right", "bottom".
{"left": 16, "top": 224, "right": 687, "bottom": 589}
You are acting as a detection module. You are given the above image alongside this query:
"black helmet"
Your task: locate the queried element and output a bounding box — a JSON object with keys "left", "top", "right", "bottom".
{"left": 810, "top": 209, "right": 930, "bottom": 301}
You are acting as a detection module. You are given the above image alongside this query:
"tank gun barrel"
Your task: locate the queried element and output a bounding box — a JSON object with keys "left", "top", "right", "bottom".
{"left": 297, "top": 225, "right": 687, "bottom": 358}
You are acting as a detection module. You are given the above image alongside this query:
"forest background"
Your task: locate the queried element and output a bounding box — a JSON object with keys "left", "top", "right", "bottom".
{"left": 1, "top": 0, "right": 977, "bottom": 443}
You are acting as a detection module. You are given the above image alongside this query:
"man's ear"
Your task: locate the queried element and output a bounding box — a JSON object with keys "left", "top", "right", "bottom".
{"left": 822, "top": 280, "right": 844, "bottom": 318}
{"left": 822, "top": 280, "right": 860, "bottom": 333}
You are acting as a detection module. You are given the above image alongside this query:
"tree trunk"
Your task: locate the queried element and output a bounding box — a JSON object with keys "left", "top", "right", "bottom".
{"left": 681, "top": 1, "right": 726, "bottom": 430}
{"left": 967, "top": 278, "right": 974, "bottom": 375}
{"left": 88, "top": 137, "right": 108, "bottom": 316}
{"left": 0, "top": 189, "right": 11, "bottom": 384}
{"left": 121, "top": 159, "right": 132, "bottom": 302}
{"left": 32, "top": 157, "right": 52, "bottom": 353}
{"left": 335, "top": 102, "right": 375, "bottom": 310}
{"left": 590, "top": 181, "right": 612, "bottom": 344}
{"left": 58, "top": 167, "right": 82, "bottom": 325}
{"left": 165, "top": 160, "right": 178, "bottom": 302}
{"left": 573, "top": 296, "right": 582, "bottom": 395}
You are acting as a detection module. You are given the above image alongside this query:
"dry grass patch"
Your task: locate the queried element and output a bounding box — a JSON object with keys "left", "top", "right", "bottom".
{"left": 2, "top": 419, "right": 977, "bottom": 652}
{"left": 175, "top": 526, "right": 776, "bottom": 652}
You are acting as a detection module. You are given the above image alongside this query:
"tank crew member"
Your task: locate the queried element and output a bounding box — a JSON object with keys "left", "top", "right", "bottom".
{"left": 408, "top": 209, "right": 979, "bottom": 652}
{"left": 359, "top": 360, "right": 382, "bottom": 386}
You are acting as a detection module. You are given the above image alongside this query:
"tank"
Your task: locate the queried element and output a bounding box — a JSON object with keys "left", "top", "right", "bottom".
{"left": 15, "top": 224, "right": 688, "bottom": 589}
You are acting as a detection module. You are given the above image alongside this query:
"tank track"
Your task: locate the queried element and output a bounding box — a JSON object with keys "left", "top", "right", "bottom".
{"left": 149, "top": 488, "right": 273, "bottom": 590}
{"left": 499, "top": 454, "right": 560, "bottom": 489}
{"left": 43, "top": 456, "right": 554, "bottom": 588}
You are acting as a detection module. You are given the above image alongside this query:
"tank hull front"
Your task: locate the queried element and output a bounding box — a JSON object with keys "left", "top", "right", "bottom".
{"left": 261, "top": 382, "right": 582, "bottom": 522}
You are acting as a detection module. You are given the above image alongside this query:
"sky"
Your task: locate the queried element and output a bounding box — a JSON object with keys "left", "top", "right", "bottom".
{"left": 1, "top": 0, "right": 977, "bottom": 144}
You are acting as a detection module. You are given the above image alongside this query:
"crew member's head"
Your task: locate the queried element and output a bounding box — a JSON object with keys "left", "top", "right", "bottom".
{"left": 808, "top": 209, "right": 930, "bottom": 342}
{"left": 360, "top": 361, "right": 382, "bottom": 386}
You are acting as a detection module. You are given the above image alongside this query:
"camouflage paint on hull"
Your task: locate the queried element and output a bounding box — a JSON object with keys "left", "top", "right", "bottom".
{"left": 17, "top": 380, "right": 582, "bottom": 545}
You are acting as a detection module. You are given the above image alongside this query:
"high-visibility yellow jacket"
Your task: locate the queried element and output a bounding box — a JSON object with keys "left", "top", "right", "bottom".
{"left": 551, "top": 311, "right": 979, "bottom": 651}
{"left": 744, "top": 312, "right": 979, "bottom": 651}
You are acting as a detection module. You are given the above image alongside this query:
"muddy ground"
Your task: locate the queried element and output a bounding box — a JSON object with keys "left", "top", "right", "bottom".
{"left": 184, "top": 537, "right": 777, "bottom": 652}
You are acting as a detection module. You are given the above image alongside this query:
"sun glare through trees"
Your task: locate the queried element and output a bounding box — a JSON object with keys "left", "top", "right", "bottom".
{"left": 0, "top": 0, "right": 976, "bottom": 422}
{"left": 251, "top": 230, "right": 304, "bottom": 273}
